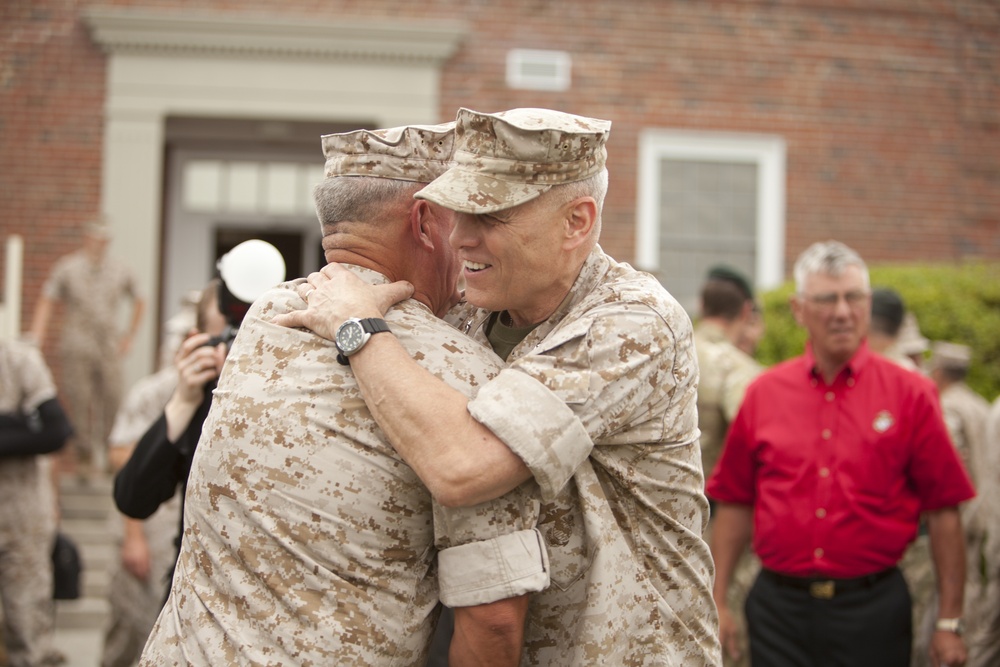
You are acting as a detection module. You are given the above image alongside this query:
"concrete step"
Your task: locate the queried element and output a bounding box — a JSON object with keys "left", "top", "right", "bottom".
{"left": 54, "top": 596, "right": 110, "bottom": 631}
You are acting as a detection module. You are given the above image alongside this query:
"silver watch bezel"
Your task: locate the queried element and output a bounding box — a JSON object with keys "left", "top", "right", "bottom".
{"left": 335, "top": 318, "right": 368, "bottom": 357}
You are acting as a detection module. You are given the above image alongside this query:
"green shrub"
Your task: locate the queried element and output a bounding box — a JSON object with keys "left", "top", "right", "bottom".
{"left": 754, "top": 262, "right": 1000, "bottom": 402}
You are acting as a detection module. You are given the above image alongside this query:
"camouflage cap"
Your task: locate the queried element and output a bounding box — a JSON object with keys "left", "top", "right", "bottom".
{"left": 321, "top": 122, "right": 455, "bottom": 184}
{"left": 929, "top": 340, "right": 972, "bottom": 371}
{"left": 415, "top": 107, "right": 612, "bottom": 214}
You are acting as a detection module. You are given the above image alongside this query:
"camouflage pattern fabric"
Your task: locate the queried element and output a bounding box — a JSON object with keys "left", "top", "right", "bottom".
{"left": 101, "top": 367, "right": 182, "bottom": 667}
{"left": 42, "top": 250, "right": 141, "bottom": 462}
{"left": 416, "top": 107, "right": 610, "bottom": 215}
{"left": 140, "top": 267, "right": 548, "bottom": 666}
{"left": 456, "top": 247, "right": 722, "bottom": 666}
{"left": 972, "top": 397, "right": 1000, "bottom": 667}
{"left": 0, "top": 340, "right": 60, "bottom": 667}
{"left": 914, "top": 382, "right": 994, "bottom": 667}
{"left": 694, "top": 321, "right": 761, "bottom": 481}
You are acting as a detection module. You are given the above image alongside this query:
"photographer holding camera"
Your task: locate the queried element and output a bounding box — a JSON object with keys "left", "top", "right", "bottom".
{"left": 114, "top": 241, "right": 284, "bottom": 599}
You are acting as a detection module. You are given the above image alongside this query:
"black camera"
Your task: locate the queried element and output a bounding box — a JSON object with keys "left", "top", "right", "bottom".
{"left": 202, "top": 325, "right": 238, "bottom": 349}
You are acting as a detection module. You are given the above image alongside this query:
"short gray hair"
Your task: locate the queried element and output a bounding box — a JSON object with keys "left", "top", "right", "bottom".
{"left": 536, "top": 167, "right": 608, "bottom": 238}
{"left": 793, "top": 240, "right": 870, "bottom": 293}
{"left": 313, "top": 177, "right": 423, "bottom": 235}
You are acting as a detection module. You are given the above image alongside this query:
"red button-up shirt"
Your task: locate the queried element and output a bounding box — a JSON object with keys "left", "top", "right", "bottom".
{"left": 707, "top": 341, "right": 975, "bottom": 578}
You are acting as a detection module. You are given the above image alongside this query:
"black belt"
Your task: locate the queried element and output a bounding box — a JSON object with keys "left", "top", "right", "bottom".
{"left": 761, "top": 567, "right": 896, "bottom": 599}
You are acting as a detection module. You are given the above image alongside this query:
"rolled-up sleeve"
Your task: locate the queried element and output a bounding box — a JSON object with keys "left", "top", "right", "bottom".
{"left": 469, "top": 369, "right": 593, "bottom": 501}
{"left": 437, "top": 528, "right": 550, "bottom": 607}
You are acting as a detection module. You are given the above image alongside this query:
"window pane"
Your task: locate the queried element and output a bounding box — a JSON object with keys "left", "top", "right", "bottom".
{"left": 183, "top": 160, "right": 222, "bottom": 212}
{"left": 657, "top": 158, "right": 758, "bottom": 312}
{"left": 299, "top": 165, "right": 325, "bottom": 215}
{"left": 227, "top": 162, "right": 260, "bottom": 213}
{"left": 265, "top": 162, "right": 299, "bottom": 215}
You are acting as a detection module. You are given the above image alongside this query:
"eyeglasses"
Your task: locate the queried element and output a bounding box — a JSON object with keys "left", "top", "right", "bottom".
{"left": 801, "top": 291, "right": 871, "bottom": 309}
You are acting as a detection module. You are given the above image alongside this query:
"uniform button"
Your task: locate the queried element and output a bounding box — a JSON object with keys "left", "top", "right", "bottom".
{"left": 825, "top": 391, "right": 835, "bottom": 402}
{"left": 819, "top": 467, "right": 830, "bottom": 478}
{"left": 821, "top": 429, "right": 832, "bottom": 440}
{"left": 846, "top": 378, "right": 855, "bottom": 387}
{"left": 816, "top": 508, "right": 827, "bottom": 518}
{"left": 814, "top": 547, "right": 824, "bottom": 558}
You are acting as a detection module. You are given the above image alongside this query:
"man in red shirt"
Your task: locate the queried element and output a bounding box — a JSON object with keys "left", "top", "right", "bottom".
{"left": 707, "top": 240, "right": 974, "bottom": 667}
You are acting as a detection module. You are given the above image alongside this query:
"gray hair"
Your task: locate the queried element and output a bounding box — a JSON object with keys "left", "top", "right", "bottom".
{"left": 539, "top": 167, "right": 608, "bottom": 237}
{"left": 793, "top": 240, "right": 870, "bottom": 293}
{"left": 313, "top": 176, "right": 424, "bottom": 235}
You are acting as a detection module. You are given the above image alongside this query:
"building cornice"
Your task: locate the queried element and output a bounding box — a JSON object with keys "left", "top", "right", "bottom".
{"left": 83, "top": 7, "right": 467, "bottom": 63}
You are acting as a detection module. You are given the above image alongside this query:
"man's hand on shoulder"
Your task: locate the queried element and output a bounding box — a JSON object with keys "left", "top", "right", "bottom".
{"left": 272, "top": 262, "right": 413, "bottom": 341}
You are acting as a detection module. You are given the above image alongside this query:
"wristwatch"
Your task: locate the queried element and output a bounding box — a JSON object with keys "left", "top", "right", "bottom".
{"left": 335, "top": 318, "right": 391, "bottom": 365}
{"left": 935, "top": 617, "right": 965, "bottom": 635}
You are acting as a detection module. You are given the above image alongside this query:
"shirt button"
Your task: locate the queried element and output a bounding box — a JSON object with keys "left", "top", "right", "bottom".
{"left": 825, "top": 391, "right": 835, "bottom": 402}
{"left": 821, "top": 429, "right": 832, "bottom": 440}
{"left": 819, "top": 467, "right": 830, "bottom": 478}
{"left": 814, "top": 547, "right": 824, "bottom": 558}
{"left": 816, "top": 508, "right": 827, "bottom": 518}
{"left": 846, "top": 378, "right": 855, "bottom": 387}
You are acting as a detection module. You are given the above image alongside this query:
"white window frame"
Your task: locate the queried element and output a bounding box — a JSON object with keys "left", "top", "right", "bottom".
{"left": 635, "top": 129, "right": 787, "bottom": 292}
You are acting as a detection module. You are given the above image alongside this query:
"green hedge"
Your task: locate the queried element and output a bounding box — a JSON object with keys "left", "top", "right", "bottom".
{"left": 754, "top": 262, "right": 1000, "bottom": 402}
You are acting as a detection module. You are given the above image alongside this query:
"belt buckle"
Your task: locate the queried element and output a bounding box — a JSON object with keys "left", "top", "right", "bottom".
{"left": 810, "top": 580, "right": 835, "bottom": 599}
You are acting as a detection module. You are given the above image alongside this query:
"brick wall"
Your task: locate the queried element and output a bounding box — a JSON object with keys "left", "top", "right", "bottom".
{"left": 3, "top": 0, "right": 998, "bottom": 344}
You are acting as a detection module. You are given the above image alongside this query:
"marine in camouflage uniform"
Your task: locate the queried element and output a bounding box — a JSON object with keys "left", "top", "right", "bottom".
{"left": 919, "top": 342, "right": 995, "bottom": 667}
{"left": 100, "top": 365, "right": 181, "bottom": 667}
{"left": 140, "top": 123, "right": 549, "bottom": 666}
{"left": 0, "top": 339, "right": 72, "bottom": 667}
{"left": 31, "top": 218, "right": 145, "bottom": 472}
{"left": 693, "top": 268, "right": 762, "bottom": 667}
{"left": 978, "top": 397, "right": 1000, "bottom": 667}
{"left": 282, "top": 108, "right": 721, "bottom": 665}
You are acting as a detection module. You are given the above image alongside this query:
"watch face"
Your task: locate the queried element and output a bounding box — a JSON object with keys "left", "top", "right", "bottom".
{"left": 336, "top": 320, "right": 365, "bottom": 354}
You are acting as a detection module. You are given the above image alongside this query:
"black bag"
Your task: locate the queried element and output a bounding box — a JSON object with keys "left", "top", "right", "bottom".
{"left": 52, "top": 532, "right": 83, "bottom": 600}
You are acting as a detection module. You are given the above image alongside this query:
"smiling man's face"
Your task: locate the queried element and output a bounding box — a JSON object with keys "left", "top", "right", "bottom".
{"left": 449, "top": 193, "right": 576, "bottom": 327}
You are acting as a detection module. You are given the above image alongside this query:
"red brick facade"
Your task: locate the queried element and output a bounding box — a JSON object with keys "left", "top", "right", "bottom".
{"left": 3, "top": 0, "right": 999, "bottom": 336}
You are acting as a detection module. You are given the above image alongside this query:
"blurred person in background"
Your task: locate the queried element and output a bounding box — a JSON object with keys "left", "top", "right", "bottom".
{"left": 30, "top": 216, "right": 145, "bottom": 479}
{"left": 869, "top": 287, "right": 919, "bottom": 371}
{"left": 694, "top": 265, "right": 763, "bottom": 667}
{"left": 0, "top": 337, "right": 73, "bottom": 667}
{"left": 112, "top": 278, "right": 232, "bottom": 600}
{"left": 99, "top": 298, "right": 197, "bottom": 667}
{"left": 708, "top": 240, "right": 973, "bottom": 667}
{"left": 920, "top": 342, "right": 996, "bottom": 667}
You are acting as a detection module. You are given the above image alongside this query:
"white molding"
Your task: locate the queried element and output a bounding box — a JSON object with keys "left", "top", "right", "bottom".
{"left": 84, "top": 7, "right": 464, "bottom": 387}
{"left": 635, "top": 129, "right": 786, "bottom": 290}
{"left": 83, "top": 8, "right": 466, "bottom": 63}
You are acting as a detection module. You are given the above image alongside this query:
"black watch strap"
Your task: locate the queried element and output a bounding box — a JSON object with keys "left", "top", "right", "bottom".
{"left": 361, "top": 318, "right": 391, "bottom": 335}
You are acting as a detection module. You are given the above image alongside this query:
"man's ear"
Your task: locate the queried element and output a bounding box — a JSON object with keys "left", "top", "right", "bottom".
{"left": 562, "top": 197, "right": 597, "bottom": 250}
{"left": 790, "top": 294, "right": 805, "bottom": 326}
{"left": 410, "top": 200, "right": 437, "bottom": 252}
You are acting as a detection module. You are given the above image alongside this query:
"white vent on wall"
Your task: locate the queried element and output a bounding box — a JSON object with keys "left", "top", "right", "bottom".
{"left": 506, "top": 49, "right": 571, "bottom": 91}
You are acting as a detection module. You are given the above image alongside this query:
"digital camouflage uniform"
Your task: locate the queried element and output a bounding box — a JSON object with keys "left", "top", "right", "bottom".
{"left": 453, "top": 246, "right": 721, "bottom": 666}
{"left": 976, "top": 397, "right": 1000, "bottom": 667}
{"left": 41, "top": 250, "right": 142, "bottom": 466}
{"left": 0, "top": 340, "right": 59, "bottom": 667}
{"left": 694, "top": 321, "right": 761, "bottom": 481}
{"left": 694, "top": 321, "right": 761, "bottom": 667}
{"left": 915, "top": 381, "right": 993, "bottom": 667}
{"left": 140, "top": 270, "right": 549, "bottom": 666}
{"left": 101, "top": 366, "right": 182, "bottom": 667}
